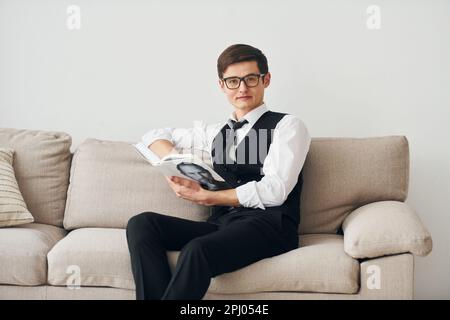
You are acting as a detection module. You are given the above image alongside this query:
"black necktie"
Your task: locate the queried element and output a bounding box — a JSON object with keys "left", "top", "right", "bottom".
{"left": 225, "top": 119, "right": 248, "bottom": 163}
{"left": 229, "top": 119, "right": 248, "bottom": 130}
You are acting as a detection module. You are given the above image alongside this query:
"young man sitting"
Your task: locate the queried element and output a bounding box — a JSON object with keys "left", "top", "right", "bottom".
{"left": 126, "top": 44, "right": 311, "bottom": 300}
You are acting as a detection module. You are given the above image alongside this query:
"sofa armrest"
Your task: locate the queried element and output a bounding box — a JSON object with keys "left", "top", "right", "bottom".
{"left": 342, "top": 200, "right": 433, "bottom": 259}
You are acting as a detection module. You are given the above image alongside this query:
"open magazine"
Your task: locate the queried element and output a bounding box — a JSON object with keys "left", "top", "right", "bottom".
{"left": 133, "top": 142, "right": 231, "bottom": 191}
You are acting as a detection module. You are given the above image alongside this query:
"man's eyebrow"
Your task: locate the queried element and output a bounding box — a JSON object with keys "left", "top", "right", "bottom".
{"left": 223, "top": 72, "right": 259, "bottom": 78}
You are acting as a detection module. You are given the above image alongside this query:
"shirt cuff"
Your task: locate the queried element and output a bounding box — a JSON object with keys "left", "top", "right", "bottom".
{"left": 236, "top": 181, "right": 266, "bottom": 210}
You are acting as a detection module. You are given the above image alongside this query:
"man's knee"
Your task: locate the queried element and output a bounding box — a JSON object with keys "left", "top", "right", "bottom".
{"left": 127, "top": 211, "right": 159, "bottom": 229}
{"left": 126, "top": 211, "right": 159, "bottom": 245}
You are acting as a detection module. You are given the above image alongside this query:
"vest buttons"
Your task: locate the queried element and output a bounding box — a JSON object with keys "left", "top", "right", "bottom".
{"left": 237, "top": 179, "right": 241, "bottom": 184}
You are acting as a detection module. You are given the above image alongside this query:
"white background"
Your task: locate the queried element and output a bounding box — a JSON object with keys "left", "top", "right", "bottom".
{"left": 1, "top": 0, "right": 449, "bottom": 299}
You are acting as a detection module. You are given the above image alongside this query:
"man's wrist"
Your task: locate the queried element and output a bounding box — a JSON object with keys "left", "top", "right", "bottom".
{"left": 205, "top": 188, "right": 240, "bottom": 207}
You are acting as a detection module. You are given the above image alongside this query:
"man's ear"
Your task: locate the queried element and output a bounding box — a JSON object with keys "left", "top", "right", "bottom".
{"left": 263, "top": 72, "right": 271, "bottom": 88}
{"left": 218, "top": 79, "right": 226, "bottom": 92}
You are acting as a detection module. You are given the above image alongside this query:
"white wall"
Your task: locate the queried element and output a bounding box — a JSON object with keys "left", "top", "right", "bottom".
{"left": 1, "top": 0, "right": 449, "bottom": 299}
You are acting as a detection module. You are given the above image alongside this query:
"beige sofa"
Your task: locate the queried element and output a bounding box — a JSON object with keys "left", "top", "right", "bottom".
{"left": 0, "top": 128, "right": 433, "bottom": 300}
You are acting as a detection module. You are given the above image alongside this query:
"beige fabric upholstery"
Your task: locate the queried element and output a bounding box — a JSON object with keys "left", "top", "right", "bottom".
{"left": 208, "top": 254, "right": 413, "bottom": 299}
{"left": 0, "top": 131, "right": 423, "bottom": 300}
{"left": 0, "top": 223, "right": 66, "bottom": 285}
{"left": 47, "top": 228, "right": 134, "bottom": 289}
{"left": 47, "top": 228, "right": 359, "bottom": 295}
{"left": 0, "top": 253, "right": 414, "bottom": 300}
{"left": 0, "top": 128, "right": 72, "bottom": 227}
{"left": 342, "top": 200, "right": 433, "bottom": 258}
{"left": 173, "top": 234, "right": 359, "bottom": 294}
{"left": 207, "top": 256, "right": 413, "bottom": 299}
{"left": 0, "top": 148, "right": 34, "bottom": 227}
{"left": 46, "top": 285, "right": 135, "bottom": 300}
{"left": 299, "top": 136, "right": 409, "bottom": 234}
{"left": 0, "top": 285, "right": 48, "bottom": 299}
{"left": 0, "top": 285, "right": 134, "bottom": 300}
{"left": 63, "top": 139, "right": 210, "bottom": 230}
{"left": 63, "top": 136, "right": 409, "bottom": 236}
{"left": 358, "top": 253, "right": 414, "bottom": 299}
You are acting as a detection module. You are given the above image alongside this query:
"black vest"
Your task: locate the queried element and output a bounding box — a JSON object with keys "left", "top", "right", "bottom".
{"left": 207, "top": 111, "right": 304, "bottom": 229}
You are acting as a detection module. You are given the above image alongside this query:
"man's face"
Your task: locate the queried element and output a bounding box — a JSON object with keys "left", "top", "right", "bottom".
{"left": 219, "top": 61, "right": 271, "bottom": 113}
{"left": 179, "top": 164, "right": 212, "bottom": 182}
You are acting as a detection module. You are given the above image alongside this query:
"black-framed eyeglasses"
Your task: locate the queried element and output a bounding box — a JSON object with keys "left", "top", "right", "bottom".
{"left": 221, "top": 73, "right": 266, "bottom": 90}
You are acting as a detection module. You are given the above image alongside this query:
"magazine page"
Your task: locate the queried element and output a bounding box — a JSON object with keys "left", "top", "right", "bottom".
{"left": 133, "top": 143, "right": 230, "bottom": 191}
{"left": 133, "top": 142, "right": 161, "bottom": 165}
{"left": 158, "top": 154, "right": 225, "bottom": 181}
{"left": 158, "top": 158, "right": 230, "bottom": 191}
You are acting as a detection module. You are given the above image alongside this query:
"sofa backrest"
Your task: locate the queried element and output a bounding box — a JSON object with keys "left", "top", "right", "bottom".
{"left": 0, "top": 128, "right": 72, "bottom": 227}
{"left": 299, "top": 136, "right": 409, "bottom": 234}
{"left": 63, "top": 139, "right": 210, "bottom": 230}
{"left": 63, "top": 136, "right": 409, "bottom": 235}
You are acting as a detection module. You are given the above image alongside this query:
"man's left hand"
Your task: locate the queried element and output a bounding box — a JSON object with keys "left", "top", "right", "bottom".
{"left": 166, "top": 176, "right": 215, "bottom": 206}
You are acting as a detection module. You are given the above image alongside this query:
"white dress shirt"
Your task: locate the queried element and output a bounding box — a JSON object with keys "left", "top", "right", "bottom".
{"left": 139, "top": 103, "right": 311, "bottom": 210}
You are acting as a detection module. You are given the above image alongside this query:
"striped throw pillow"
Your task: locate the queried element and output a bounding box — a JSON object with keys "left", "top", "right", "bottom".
{"left": 0, "top": 148, "right": 34, "bottom": 227}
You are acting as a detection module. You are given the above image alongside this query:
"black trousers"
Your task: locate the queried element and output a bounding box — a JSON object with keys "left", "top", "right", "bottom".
{"left": 125, "top": 210, "right": 298, "bottom": 300}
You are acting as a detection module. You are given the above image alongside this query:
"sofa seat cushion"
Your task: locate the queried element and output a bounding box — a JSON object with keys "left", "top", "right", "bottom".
{"left": 0, "top": 223, "right": 67, "bottom": 285}
{"left": 176, "top": 233, "right": 360, "bottom": 294}
{"left": 47, "top": 228, "right": 134, "bottom": 290}
{"left": 48, "top": 229, "right": 359, "bottom": 294}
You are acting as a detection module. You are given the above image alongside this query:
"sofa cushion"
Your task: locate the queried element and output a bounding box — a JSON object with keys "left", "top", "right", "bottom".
{"left": 299, "top": 136, "right": 409, "bottom": 234}
{"left": 343, "top": 200, "right": 433, "bottom": 258}
{"left": 47, "top": 228, "right": 134, "bottom": 289}
{"left": 0, "top": 128, "right": 72, "bottom": 227}
{"left": 47, "top": 228, "right": 359, "bottom": 294}
{"left": 0, "top": 148, "right": 34, "bottom": 227}
{"left": 0, "top": 223, "right": 66, "bottom": 285}
{"left": 63, "top": 139, "right": 210, "bottom": 230}
{"left": 191, "top": 234, "right": 360, "bottom": 294}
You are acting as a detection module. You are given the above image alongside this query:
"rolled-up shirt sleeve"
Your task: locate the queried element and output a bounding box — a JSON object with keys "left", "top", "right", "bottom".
{"left": 141, "top": 128, "right": 174, "bottom": 148}
{"left": 140, "top": 121, "right": 223, "bottom": 153}
{"left": 236, "top": 115, "right": 311, "bottom": 209}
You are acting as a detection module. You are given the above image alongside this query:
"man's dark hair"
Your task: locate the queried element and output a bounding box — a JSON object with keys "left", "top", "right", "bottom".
{"left": 217, "top": 44, "right": 269, "bottom": 79}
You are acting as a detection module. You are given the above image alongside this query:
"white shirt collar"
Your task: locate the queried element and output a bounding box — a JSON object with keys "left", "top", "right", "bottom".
{"left": 228, "top": 103, "right": 268, "bottom": 127}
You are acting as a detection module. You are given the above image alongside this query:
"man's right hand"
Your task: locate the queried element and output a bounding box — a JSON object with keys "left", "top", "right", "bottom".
{"left": 166, "top": 176, "right": 216, "bottom": 206}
